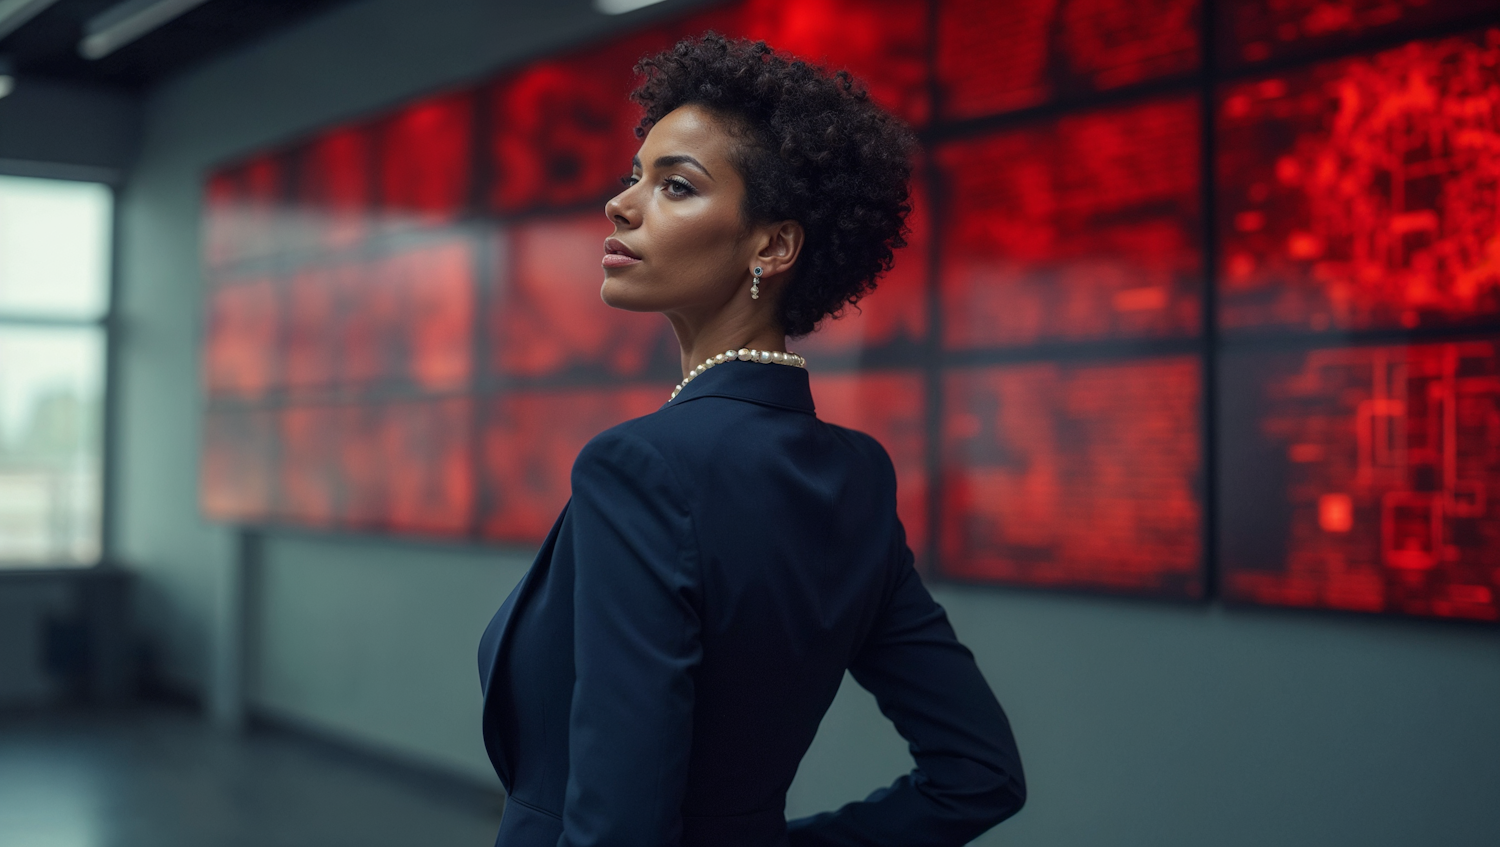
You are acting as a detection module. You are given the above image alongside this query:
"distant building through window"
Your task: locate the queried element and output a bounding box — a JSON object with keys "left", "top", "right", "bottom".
{"left": 0, "top": 175, "right": 111, "bottom": 567}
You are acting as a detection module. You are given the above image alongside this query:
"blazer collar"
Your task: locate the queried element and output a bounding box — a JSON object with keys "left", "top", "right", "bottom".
{"left": 663, "top": 358, "right": 816, "bottom": 415}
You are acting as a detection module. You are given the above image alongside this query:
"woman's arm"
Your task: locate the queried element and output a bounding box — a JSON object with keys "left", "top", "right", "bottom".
{"left": 787, "top": 528, "right": 1026, "bottom": 847}
{"left": 562, "top": 429, "right": 702, "bottom": 847}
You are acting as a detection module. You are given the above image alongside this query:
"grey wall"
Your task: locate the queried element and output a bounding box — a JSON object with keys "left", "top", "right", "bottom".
{"left": 0, "top": 77, "right": 140, "bottom": 177}
{"left": 794, "top": 591, "right": 1500, "bottom": 846}
{"left": 112, "top": 0, "right": 1500, "bottom": 844}
{"left": 0, "top": 579, "right": 73, "bottom": 706}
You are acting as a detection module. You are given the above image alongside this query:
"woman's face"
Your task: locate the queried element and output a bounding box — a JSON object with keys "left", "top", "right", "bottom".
{"left": 600, "top": 104, "right": 760, "bottom": 316}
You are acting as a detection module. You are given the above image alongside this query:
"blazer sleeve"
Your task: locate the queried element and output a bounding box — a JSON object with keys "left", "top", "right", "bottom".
{"left": 787, "top": 522, "right": 1026, "bottom": 847}
{"left": 560, "top": 429, "right": 702, "bottom": 847}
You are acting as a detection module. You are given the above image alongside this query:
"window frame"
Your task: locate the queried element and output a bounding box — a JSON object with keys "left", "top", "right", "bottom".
{"left": 0, "top": 162, "right": 120, "bottom": 571}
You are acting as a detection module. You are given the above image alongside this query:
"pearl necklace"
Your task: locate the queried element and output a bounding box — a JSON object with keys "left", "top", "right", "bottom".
{"left": 669, "top": 347, "right": 806, "bottom": 401}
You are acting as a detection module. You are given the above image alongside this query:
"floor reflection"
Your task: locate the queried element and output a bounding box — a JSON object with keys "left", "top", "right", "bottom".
{"left": 0, "top": 706, "right": 503, "bottom": 847}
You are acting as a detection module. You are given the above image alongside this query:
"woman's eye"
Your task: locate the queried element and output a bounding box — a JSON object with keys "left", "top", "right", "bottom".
{"left": 663, "top": 177, "right": 695, "bottom": 197}
{"left": 620, "top": 173, "right": 640, "bottom": 187}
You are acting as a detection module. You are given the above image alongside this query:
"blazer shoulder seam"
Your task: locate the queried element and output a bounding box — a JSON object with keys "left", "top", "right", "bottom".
{"left": 602, "top": 428, "right": 706, "bottom": 596}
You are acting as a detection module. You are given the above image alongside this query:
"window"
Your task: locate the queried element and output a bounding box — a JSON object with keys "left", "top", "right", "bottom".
{"left": 0, "top": 175, "right": 112, "bottom": 567}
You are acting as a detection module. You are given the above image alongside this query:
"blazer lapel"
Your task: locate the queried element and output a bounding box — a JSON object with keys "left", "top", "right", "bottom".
{"left": 478, "top": 499, "right": 570, "bottom": 786}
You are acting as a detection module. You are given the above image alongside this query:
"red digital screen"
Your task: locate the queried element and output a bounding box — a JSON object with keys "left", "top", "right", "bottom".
{"left": 1218, "top": 29, "right": 1500, "bottom": 334}
{"left": 810, "top": 370, "right": 929, "bottom": 554}
{"left": 1222, "top": 0, "right": 1496, "bottom": 65}
{"left": 201, "top": 407, "right": 275, "bottom": 521}
{"left": 487, "top": 0, "right": 928, "bottom": 217}
{"left": 278, "top": 404, "right": 339, "bottom": 527}
{"left": 204, "top": 155, "right": 285, "bottom": 267}
{"left": 378, "top": 91, "right": 473, "bottom": 227}
{"left": 941, "top": 357, "right": 1203, "bottom": 597}
{"left": 1221, "top": 341, "right": 1500, "bottom": 621}
{"left": 938, "top": 96, "right": 1203, "bottom": 349}
{"left": 480, "top": 387, "right": 665, "bottom": 543}
{"left": 203, "top": 276, "right": 280, "bottom": 399}
{"left": 489, "top": 213, "right": 672, "bottom": 379}
{"left": 937, "top": 0, "right": 1201, "bottom": 120}
{"left": 279, "top": 398, "right": 474, "bottom": 536}
{"left": 383, "top": 238, "right": 475, "bottom": 391}
{"left": 314, "top": 237, "right": 474, "bottom": 392}
{"left": 736, "top": 0, "right": 930, "bottom": 126}
{"left": 198, "top": 0, "right": 1498, "bottom": 621}
{"left": 798, "top": 173, "right": 930, "bottom": 358}
{"left": 335, "top": 257, "right": 403, "bottom": 389}
{"left": 284, "top": 260, "right": 352, "bottom": 394}
{"left": 487, "top": 32, "right": 657, "bottom": 214}
{"left": 294, "top": 124, "right": 373, "bottom": 251}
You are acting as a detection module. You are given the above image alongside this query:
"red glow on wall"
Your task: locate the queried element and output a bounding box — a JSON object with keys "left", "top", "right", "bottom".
{"left": 379, "top": 92, "right": 472, "bottom": 226}
{"left": 939, "top": 97, "right": 1202, "bottom": 349}
{"left": 203, "top": 277, "right": 279, "bottom": 398}
{"left": 490, "top": 214, "right": 670, "bottom": 379}
{"left": 1223, "top": 0, "right": 1496, "bottom": 65}
{"left": 1218, "top": 30, "right": 1500, "bottom": 333}
{"left": 941, "top": 357, "right": 1203, "bottom": 596}
{"left": 280, "top": 399, "right": 474, "bottom": 535}
{"left": 296, "top": 125, "right": 372, "bottom": 250}
{"left": 1221, "top": 341, "right": 1500, "bottom": 621}
{"left": 937, "top": 0, "right": 1200, "bottom": 120}
{"left": 810, "top": 371, "right": 929, "bottom": 553}
{"left": 799, "top": 173, "right": 930, "bottom": 357}
{"left": 201, "top": 408, "right": 274, "bottom": 521}
{"left": 204, "top": 155, "right": 284, "bottom": 266}
{"left": 480, "top": 387, "right": 664, "bottom": 543}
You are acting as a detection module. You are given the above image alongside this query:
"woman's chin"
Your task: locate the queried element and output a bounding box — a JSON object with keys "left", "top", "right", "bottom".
{"left": 600, "top": 277, "right": 659, "bottom": 313}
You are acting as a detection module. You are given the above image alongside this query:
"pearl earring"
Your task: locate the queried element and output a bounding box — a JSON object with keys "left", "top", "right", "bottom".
{"left": 751, "top": 266, "right": 762, "bottom": 300}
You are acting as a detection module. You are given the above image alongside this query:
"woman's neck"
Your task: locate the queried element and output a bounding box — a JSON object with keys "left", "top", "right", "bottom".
{"left": 667, "top": 309, "right": 786, "bottom": 379}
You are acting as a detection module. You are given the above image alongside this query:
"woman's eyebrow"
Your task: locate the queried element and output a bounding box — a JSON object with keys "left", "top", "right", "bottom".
{"left": 632, "top": 154, "right": 715, "bottom": 181}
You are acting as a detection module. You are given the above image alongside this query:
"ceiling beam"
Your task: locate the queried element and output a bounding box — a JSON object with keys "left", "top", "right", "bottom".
{"left": 79, "top": 0, "right": 214, "bottom": 60}
{"left": 0, "top": 0, "right": 64, "bottom": 42}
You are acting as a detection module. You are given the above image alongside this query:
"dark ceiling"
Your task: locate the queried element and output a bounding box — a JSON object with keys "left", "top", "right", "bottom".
{"left": 0, "top": 0, "right": 358, "bottom": 91}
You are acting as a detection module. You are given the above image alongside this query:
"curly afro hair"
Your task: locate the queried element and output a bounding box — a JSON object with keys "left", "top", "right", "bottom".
{"left": 631, "top": 34, "right": 916, "bottom": 338}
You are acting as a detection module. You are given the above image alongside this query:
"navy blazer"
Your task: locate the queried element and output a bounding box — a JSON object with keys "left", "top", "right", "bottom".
{"left": 477, "top": 359, "right": 1024, "bottom": 847}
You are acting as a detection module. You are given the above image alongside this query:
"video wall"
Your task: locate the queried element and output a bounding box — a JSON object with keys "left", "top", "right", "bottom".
{"left": 200, "top": 0, "right": 1500, "bottom": 623}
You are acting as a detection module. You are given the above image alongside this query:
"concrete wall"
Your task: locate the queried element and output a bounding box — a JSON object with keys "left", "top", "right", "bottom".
{"left": 111, "top": 0, "right": 1500, "bottom": 844}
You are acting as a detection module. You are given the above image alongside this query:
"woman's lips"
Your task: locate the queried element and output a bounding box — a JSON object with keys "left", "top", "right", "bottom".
{"left": 603, "top": 237, "right": 642, "bottom": 268}
{"left": 602, "top": 253, "right": 641, "bottom": 268}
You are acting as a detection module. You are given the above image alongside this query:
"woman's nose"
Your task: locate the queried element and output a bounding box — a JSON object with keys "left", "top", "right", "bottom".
{"left": 605, "top": 190, "right": 637, "bottom": 227}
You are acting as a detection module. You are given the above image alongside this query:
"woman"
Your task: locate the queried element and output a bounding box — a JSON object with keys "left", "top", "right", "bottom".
{"left": 478, "top": 34, "right": 1024, "bottom": 847}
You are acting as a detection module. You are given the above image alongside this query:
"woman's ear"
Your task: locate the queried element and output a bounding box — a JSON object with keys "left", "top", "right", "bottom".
{"left": 754, "top": 220, "right": 804, "bottom": 278}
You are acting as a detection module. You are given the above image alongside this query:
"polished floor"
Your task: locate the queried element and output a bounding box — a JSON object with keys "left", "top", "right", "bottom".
{"left": 0, "top": 706, "right": 504, "bottom": 847}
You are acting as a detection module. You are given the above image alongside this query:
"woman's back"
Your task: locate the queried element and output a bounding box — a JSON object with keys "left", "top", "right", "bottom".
{"left": 628, "top": 363, "right": 898, "bottom": 818}
{"left": 479, "top": 362, "right": 1023, "bottom": 846}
